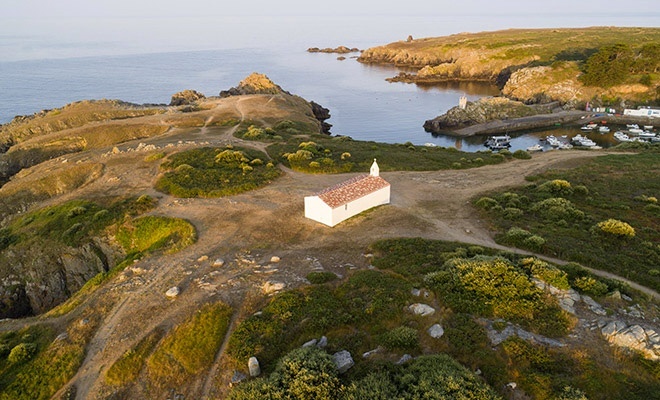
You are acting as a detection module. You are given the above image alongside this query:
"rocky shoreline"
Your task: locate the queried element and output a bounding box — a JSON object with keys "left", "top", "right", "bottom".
{"left": 423, "top": 96, "right": 659, "bottom": 136}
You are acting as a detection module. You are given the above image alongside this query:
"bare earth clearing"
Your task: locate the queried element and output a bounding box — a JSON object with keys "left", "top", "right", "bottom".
{"left": 1, "top": 95, "right": 657, "bottom": 399}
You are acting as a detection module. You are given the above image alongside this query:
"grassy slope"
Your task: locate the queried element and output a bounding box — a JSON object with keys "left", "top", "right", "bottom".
{"left": 359, "top": 27, "right": 660, "bottom": 69}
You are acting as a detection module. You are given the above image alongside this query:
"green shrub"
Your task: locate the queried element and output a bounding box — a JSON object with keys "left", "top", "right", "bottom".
{"left": 503, "top": 207, "right": 524, "bottom": 219}
{"left": 425, "top": 257, "right": 570, "bottom": 336}
{"left": 537, "top": 179, "right": 574, "bottom": 196}
{"left": 8, "top": 343, "right": 37, "bottom": 364}
{"left": 144, "top": 152, "right": 165, "bottom": 162}
{"left": 381, "top": 326, "right": 419, "bottom": 350}
{"left": 521, "top": 258, "right": 570, "bottom": 290}
{"left": 476, "top": 197, "right": 499, "bottom": 210}
{"left": 513, "top": 150, "right": 532, "bottom": 159}
{"left": 573, "top": 276, "right": 608, "bottom": 297}
{"left": 593, "top": 219, "right": 635, "bottom": 238}
{"left": 228, "top": 347, "right": 341, "bottom": 400}
{"left": 306, "top": 271, "right": 338, "bottom": 284}
{"left": 523, "top": 235, "right": 546, "bottom": 251}
{"left": 531, "top": 198, "right": 584, "bottom": 221}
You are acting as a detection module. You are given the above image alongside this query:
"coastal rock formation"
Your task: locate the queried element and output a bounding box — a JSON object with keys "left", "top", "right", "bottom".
{"left": 219, "top": 73, "right": 289, "bottom": 97}
{"left": 503, "top": 64, "right": 584, "bottom": 105}
{"left": 307, "top": 46, "right": 361, "bottom": 54}
{"left": 0, "top": 239, "right": 121, "bottom": 317}
{"left": 220, "top": 73, "right": 332, "bottom": 134}
{"left": 169, "top": 89, "right": 206, "bottom": 106}
{"left": 359, "top": 27, "right": 660, "bottom": 104}
{"left": 310, "top": 101, "right": 332, "bottom": 134}
{"left": 423, "top": 97, "right": 544, "bottom": 133}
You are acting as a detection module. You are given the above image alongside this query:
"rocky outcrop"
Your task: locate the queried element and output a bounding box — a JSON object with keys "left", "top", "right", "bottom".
{"left": 600, "top": 320, "right": 660, "bottom": 361}
{"left": 220, "top": 73, "right": 289, "bottom": 97}
{"left": 220, "top": 73, "right": 332, "bottom": 134}
{"left": 0, "top": 239, "right": 122, "bottom": 317}
{"left": 169, "top": 89, "right": 206, "bottom": 106}
{"left": 307, "top": 46, "right": 361, "bottom": 54}
{"left": 423, "top": 97, "right": 545, "bottom": 133}
{"left": 310, "top": 101, "right": 332, "bottom": 134}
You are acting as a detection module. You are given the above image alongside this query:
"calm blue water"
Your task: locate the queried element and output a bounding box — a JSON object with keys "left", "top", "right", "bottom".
{"left": 2, "top": 14, "right": 657, "bottom": 151}
{"left": 0, "top": 48, "right": 504, "bottom": 149}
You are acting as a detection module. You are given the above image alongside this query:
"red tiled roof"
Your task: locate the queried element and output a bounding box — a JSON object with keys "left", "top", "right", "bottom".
{"left": 316, "top": 174, "right": 390, "bottom": 208}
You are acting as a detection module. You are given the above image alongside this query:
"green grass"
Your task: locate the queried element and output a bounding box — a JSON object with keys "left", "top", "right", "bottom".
{"left": 267, "top": 135, "right": 509, "bottom": 174}
{"left": 105, "top": 328, "right": 164, "bottom": 386}
{"left": 146, "top": 302, "right": 232, "bottom": 386}
{"left": 155, "top": 146, "right": 282, "bottom": 197}
{"left": 116, "top": 215, "right": 197, "bottom": 255}
{"left": 474, "top": 151, "right": 660, "bottom": 293}
{"left": 0, "top": 325, "right": 85, "bottom": 400}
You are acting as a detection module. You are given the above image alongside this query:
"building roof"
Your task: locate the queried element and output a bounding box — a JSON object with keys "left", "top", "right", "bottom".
{"left": 316, "top": 174, "right": 390, "bottom": 209}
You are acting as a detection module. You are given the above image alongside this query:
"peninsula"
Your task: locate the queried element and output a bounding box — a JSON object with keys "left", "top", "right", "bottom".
{"left": 358, "top": 27, "right": 660, "bottom": 135}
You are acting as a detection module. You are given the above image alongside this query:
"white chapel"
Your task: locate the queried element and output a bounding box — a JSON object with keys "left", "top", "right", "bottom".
{"left": 304, "top": 159, "right": 391, "bottom": 227}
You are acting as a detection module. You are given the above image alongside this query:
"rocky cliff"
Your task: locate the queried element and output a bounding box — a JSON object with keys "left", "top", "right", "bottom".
{"left": 0, "top": 239, "right": 122, "bottom": 317}
{"left": 359, "top": 27, "right": 660, "bottom": 104}
{"left": 220, "top": 73, "right": 332, "bottom": 133}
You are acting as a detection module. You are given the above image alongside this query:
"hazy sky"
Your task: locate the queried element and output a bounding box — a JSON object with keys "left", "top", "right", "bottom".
{"left": 3, "top": 0, "right": 660, "bottom": 18}
{"left": 1, "top": 0, "right": 658, "bottom": 61}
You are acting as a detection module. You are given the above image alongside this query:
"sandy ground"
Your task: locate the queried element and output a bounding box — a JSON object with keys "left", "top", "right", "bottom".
{"left": 2, "top": 96, "right": 657, "bottom": 399}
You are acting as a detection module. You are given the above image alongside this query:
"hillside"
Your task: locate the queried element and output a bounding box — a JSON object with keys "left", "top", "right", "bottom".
{"left": 358, "top": 27, "right": 660, "bottom": 105}
{"left": 0, "top": 74, "right": 658, "bottom": 400}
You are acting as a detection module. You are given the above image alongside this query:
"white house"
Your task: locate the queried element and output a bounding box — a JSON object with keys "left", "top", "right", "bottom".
{"left": 304, "top": 159, "right": 390, "bottom": 227}
{"left": 624, "top": 107, "right": 660, "bottom": 118}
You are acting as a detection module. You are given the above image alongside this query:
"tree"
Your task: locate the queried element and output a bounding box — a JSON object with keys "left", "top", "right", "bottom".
{"left": 580, "top": 44, "right": 633, "bottom": 87}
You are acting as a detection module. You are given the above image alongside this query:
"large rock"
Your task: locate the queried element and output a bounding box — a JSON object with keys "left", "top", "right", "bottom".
{"left": 428, "top": 324, "right": 445, "bottom": 339}
{"left": 262, "top": 281, "right": 285, "bottom": 294}
{"left": 248, "top": 356, "right": 261, "bottom": 377}
{"left": 601, "top": 321, "right": 660, "bottom": 361}
{"left": 408, "top": 303, "right": 435, "bottom": 317}
{"left": 169, "top": 89, "right": 205, "bottom": 106}
{"left": 220, "top": 73, "right": 287, "bottom": 97}
{"left": 0, "top": 240, "right": 120, "bottom": 318}
{"left": 332, "top": 350, "right": 354, "bottom": 373}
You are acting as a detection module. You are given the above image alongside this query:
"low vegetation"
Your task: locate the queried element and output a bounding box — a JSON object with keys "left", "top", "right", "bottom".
{"left": 155, "top": 146, "right": 282, "bottom": 197}
{"left": 268, "top": 136, "right": 512, "bottom": 174}
{"left": 235, "top": 119, "right": 316, "bottom": 142}
{"left": 474, "top": 152, "right": 660, "bottom": 292}
{"left": 227, "top": 239, "right": 658, "bottom": 399}
{"left": 146, "top": 302, "right": 232, "bottom": 387}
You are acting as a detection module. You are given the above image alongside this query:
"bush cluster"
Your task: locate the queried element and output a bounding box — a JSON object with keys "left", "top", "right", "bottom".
{"left": 593, "top": 218, "right": 635, "bottom": 238}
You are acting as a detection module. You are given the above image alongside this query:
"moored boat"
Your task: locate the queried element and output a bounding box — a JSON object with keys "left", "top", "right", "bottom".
{"left": 526, "top": 144, "right": 543, "bottom": 152}
{"left": 581, "top": 123, "right": 598, "bottom": 131}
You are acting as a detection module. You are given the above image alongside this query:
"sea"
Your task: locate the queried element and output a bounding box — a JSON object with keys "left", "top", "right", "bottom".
{"left": 1, "top": 13, "right": 658, "bottom": 152}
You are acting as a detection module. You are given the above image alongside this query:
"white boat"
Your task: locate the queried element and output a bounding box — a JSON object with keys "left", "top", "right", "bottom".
{"left": 581, "top": 123, "right": 598, "bottom": 131}
{"left": 614, "top": 131, "right": 632, "bottom": 142}
{"left": 545, "top": 135, "right": 561, "bottom": 147}
{"left": 423, "top": 142, "right": 437, "bottom": 147}
{"left": 643, "top": 125, "right": 653, "bottom": 130}
{"left": 627, "top": 124, "right": 640, "bottom": 129}
{"left": 571, "top": 134, "right": 598, "bottom": 147}
{"left": 485, "top": 135, "right": 511, "bottom": 149}
{"left": 598, "top": 126, "right": 610, "bottom": 133}
{"left": 638, "top": 131, "right": 656, "bottom": 138}
{"left": 526, "top": 144, "right": 543, "bottom": 152}
{"left": 557, "top": 142, "right": 573, "bottom": 150}
{"left": 628, "top": 128, "right": 644, "bottom": 135}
